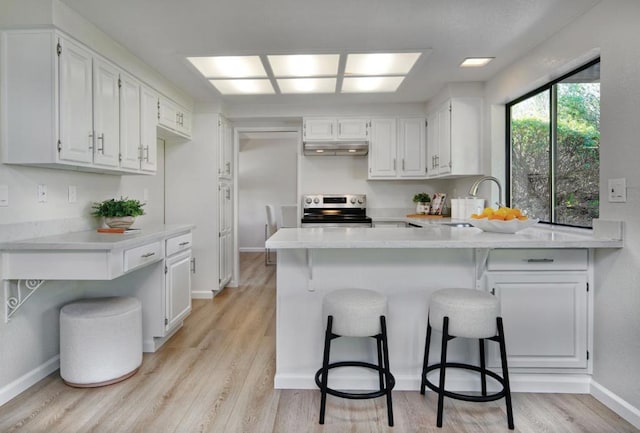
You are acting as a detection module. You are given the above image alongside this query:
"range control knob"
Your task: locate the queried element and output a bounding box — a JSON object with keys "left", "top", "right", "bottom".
{"left": 313, "top": 197, "right": 320, "bottom": 204}
{"left": 357, "top": 198, "right": 364, "bottom": 204}
{"left": 350, "top": 197, "right": 357, "bottom": 204}
{"left": 304, "top": 197, "right": 312, "bottom": 204}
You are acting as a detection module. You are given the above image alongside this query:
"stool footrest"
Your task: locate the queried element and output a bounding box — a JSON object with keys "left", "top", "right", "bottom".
{"left": 424, "top": 362, "right": 507, "bottom": 403}
{"left": 315, "top": 361, "right": 395, "bottom": 400}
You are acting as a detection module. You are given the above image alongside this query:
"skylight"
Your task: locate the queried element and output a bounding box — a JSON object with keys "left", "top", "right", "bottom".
{"left": 187, "top": 52, "right": 424, "bottom": 95}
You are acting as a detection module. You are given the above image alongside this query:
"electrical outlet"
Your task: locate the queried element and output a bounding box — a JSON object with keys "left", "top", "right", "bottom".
{"left": 37, "top": 184, "right": 47, "bottom": 203}
{"left": 608, "top": 178, "right": 626, "bottom": 202}
{"left": 68, "top": 185, "right": 77, "bottom": 203}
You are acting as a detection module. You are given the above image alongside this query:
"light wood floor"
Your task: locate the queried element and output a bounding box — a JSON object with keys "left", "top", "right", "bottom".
{"left": 1, "top": 252, "right": 638, "bottom": 433}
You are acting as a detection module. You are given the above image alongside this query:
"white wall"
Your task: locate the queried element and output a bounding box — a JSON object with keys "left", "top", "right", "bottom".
{"left": 481, "top": 0, "right": 640, "bottom": 416}
{"left": 238, "top": 134, "right": 298, "bottom": 251}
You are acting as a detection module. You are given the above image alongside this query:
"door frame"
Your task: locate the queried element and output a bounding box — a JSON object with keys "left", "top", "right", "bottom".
{"left": 232, "top": 126, "right": 302, "bottom": 284}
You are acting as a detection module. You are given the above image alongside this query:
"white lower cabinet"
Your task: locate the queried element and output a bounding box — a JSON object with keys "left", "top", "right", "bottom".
{"left": 484, "top": 249, "right": 589, "bottom": 370}
{"left": 165, "top": 249, "right": 192, "bottom": 332}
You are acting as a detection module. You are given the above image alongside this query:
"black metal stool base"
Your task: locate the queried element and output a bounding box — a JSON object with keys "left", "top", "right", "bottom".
{"left": 315, "top": 361, "right": 396, "bottom": 400}
{"left": 316, "top": 315, "right": 395, "bottom": 426}
{"left": 420, "top": 315, "right": 514, "bottom": 430}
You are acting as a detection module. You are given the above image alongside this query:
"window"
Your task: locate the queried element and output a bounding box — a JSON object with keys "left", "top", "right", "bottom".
{"left": 507, "top": 58, "right": 600, "bottom": 228}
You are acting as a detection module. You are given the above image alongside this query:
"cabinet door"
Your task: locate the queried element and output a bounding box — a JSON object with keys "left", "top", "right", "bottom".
{"left": 337, "top": 118, "right": 369, "bottom": 140}
{"left": 426, "top": 112, "right": 439, "bottom": 177}
{"left": 218, "top": 116, "right": 233, "bottom": 178}
{"left": 486, "top": 272, "right": 588, "bottom": 369}
{"left": 140, "top": 86, "right": 158, "bottom": 172}
{"left": 436, "top": 101, "right": 451, "bottom": 175}
{"left": 175, "top": 107, "right": 192, "bottom": 138}
{"left": 165, "top": 250, "right": 192, "bottom": 331}
{"left": 58, "top": 36, "right": 94, "bottom": 164}
{"left": 303, "top": 118, "right": 335, "bottom": 141}
{"left": 368, "top": 118, "right": 397, "bottom": 178}
{"left": 119, "top": 72, "right": 142, "bottom": 170}
{"left": 158, "top": 96, "right": 177, "bottom": 131}
{"left": 92, "top": 57, "right": 120, "bottom": 167}
{"left": 218, "top": 182, "right": 233, "bottom": 289}
{"left": 398, "top": 117, "right": 426, "bottom": 178}
{"left": 449, "top": 98, "right": 482, "bottom": 176}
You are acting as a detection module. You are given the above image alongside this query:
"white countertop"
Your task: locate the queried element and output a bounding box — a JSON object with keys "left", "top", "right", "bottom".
{"left": 266, "top": 223, "right": 623, "bottom": 249}
{"left": 0, "top": 224, "right": 194, "bottom": 251}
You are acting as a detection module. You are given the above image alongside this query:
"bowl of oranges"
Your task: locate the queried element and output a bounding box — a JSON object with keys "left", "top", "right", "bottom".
{"left": 469, "top": 207, "right": 538, "bottom": 233}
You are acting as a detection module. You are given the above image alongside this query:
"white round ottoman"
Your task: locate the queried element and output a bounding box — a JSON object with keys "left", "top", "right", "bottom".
{"left": 60, "top": 296, "right": 142, "bottom": 387}
{"left": 315, "top": 288, "right": 395, "bottom": 426}
{"left": 420, "top": 288, "right": 514, "bottom": 430}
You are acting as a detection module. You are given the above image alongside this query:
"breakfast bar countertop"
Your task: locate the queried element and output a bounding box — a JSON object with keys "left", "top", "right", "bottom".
{"left": 266, "top": 223, "right": 623, "bottom": 249}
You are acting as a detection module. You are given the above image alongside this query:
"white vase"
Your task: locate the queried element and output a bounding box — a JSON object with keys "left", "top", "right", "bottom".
{"left": 416, "top": 202, "right": 430, "bottom": 215}
{"left": 104, "top": 216, "right": 135, "bottom": 229}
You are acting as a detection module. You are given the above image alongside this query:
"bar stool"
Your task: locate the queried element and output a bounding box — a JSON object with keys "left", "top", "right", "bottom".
{"left": 420, "top": 288, "right": 514, "bottom": 429}
{"left": 315, "top": 288, "right": 395, "bottom": 426}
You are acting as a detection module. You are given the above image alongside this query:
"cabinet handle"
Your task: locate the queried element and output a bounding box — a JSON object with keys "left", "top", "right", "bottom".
{"left": 88, "top": 132, "right": 94, "bottom": 151}
{"left": 491, "top": 288, "right": 496, "bottom": 296}
{"left": 144, "top": 146, "right": 150, "bottom": 162}
{"left": 526, "top": 258, "right": 554, "bottom": 263}
{"left": 226, "top": 162, "right": 231, "bottom": 174}
{"left": 393, "top": 158, "right": 396, "bottom": 170}
{"left": 97, "top": 133, "right": 105, "bottom": 154}
{"left": 191, "top": 257, "right": 196, "bottom": 274}
{"left": 179, "top": 241, "right": 190, "bottom": 246}
{"left": 141, "top": 252, "right": 156, "bottom": 258}
{"left": 402, "top": 159, "right": 405, "bottom": 171}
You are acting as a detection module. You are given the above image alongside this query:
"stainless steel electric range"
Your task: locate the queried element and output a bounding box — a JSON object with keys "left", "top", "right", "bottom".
{"left": 300, "top": 194, "right": 372, "bottom": 228}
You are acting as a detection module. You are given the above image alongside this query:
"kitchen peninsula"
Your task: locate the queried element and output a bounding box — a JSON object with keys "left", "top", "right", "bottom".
{"left": 266, "top": 223, "right": 622, "bottom": 393}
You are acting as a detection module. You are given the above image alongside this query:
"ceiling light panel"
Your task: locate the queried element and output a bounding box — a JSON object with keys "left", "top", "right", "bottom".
{"left": 268, "top": 54, "right": 339, "bottom": 77}
{"left": 341, "top": 76, "right": 405, "bottom": 93}
{"left": 344, "top": 52, "right": 421, "bottom": 76}
{"left": 188, "top": 56, "right": 267, "bottom": 78}
{"left": 460, "top": 57, "right": 494, "bottom": 67}
{"left": 277, "top": 78, "right": 337, "bottom": 94}
{"left": 209, "top": 79, "right": 275, "bottom": 95}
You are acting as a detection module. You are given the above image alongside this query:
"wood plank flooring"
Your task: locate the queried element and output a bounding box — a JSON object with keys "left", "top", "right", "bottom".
{"left": 1, "top": 252, "right": 638, "bottom": 433}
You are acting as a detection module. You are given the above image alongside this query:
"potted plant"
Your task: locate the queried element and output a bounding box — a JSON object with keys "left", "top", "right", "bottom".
{"left": 92, "top": 197, "right": 145, "bottom": 228}
{"left": 412, "top": 193, "right": 432, "bottom": 215}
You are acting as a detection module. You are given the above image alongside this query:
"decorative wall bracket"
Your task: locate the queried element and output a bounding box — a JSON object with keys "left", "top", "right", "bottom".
{"left": 4, "top": 279, "right": 46, "bottom": 322}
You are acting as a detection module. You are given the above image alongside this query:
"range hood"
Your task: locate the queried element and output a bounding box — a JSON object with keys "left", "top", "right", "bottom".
{"left": 303, "top": 141, "right": 369, "bottom": 156}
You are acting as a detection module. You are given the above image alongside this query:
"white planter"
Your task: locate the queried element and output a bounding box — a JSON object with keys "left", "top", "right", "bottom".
{"left": 415, "top": 202, "right": 430, "bottom": 215}
{"left": 104, "top": 216, "right": 135, "bottom": 229}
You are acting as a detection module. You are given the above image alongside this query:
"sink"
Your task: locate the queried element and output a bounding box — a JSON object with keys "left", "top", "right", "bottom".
{"left": 442, "top": 222, "right": 474, "bottom": 228}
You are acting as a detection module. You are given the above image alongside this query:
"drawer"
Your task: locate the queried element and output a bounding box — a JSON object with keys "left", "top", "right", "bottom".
{"left": 166, "top": 232, "right": 193, "bottom": 256}
{"left": 487, "top": 249, "right": 588, "bottom": 271}
{"left": 124, "top": 241, "right": 162, "bottom": 272}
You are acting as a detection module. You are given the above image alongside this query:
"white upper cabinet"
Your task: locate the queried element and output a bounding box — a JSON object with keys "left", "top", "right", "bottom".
{"left": 58, "top": 35, "right": 94, "bottom": 164}
{"left": 303, "top": 117, "right": 369, "bottom": 141}
{"left": 368, "top": 117, "right": 427, "bottom": 180}
{"left": 119, "top": 72, "right": 142, "bottom": 170}
{"left": 92, "top": 57, "right": 120, "bottom": 167}
{"left": 368, "top": 118, "right": 397, "bottom": 178}
{"left": 427, "top": 97, "right": 482, "bottom": 178}
{"left": 218, "top": 115, "right": 233, "bottom": 179}
{"left": 158, "top": 96, "right": 192, "bottom": 141}
{"left": 140, "top": 85, "right": 158, "bottom": 172}
{"left": 1, "top": 29, "right": 185, "bottom": 175}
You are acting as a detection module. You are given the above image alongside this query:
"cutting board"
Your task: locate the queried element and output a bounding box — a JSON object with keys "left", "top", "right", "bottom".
{"left": 406, "top": 214, "right": 444, "bottom": 219}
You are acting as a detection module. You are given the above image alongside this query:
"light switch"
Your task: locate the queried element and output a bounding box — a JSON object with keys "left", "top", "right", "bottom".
{"left": 37, "top": 184, "right": 47, "bottom": 203}
{"left": 608, "top": 178, "right": 626, "bottom": 203}
{"left": 0, "top": 185, "right": 8, "bottom": 207}
{"left": 68, "top": 185, "right": 77, "bottom": 203}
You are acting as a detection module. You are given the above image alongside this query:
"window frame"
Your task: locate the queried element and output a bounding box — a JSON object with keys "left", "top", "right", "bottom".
{"left": 505, "top": 57, "right": 600, "bottom": 228}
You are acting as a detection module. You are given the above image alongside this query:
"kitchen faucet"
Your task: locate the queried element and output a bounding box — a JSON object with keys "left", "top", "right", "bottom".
{"left": 468, "top": 176, "right": 504, "bottom": 207}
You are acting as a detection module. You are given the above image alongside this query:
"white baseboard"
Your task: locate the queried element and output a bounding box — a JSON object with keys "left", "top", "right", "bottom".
{"left": 274, "top": 372, "right": 591, "bottom": 393}
{"left": 591, "top": 380, "right": 640, "bottom": 429}
{"left": 0, "top": 355, "right": 60, "bottom": 407}
{"left": 191, "top": 290, "right": 214, "bottom": 299}
{"left": 239, "top": 247, "right": 265, "bottom": 253}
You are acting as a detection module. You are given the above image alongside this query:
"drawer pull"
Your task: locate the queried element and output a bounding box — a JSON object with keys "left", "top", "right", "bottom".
{"left": 526, "top": 258, "right": 554, "bottom": 263}
{"left": 141, "top": 252, "right": 156, "bottom": 258}
{"left": 179, "top": 241, "right": 190, "bottom": 246}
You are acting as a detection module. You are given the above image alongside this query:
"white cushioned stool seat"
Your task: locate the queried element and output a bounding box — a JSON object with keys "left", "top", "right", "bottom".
{"left": 60, "top": 296, "right": 142, "bottom": 387}
{"left": 323, "top": 288, "right": 388, "bottom": 337}
{"left": 429, "top": 288, "right": 500, "bottom": 339}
